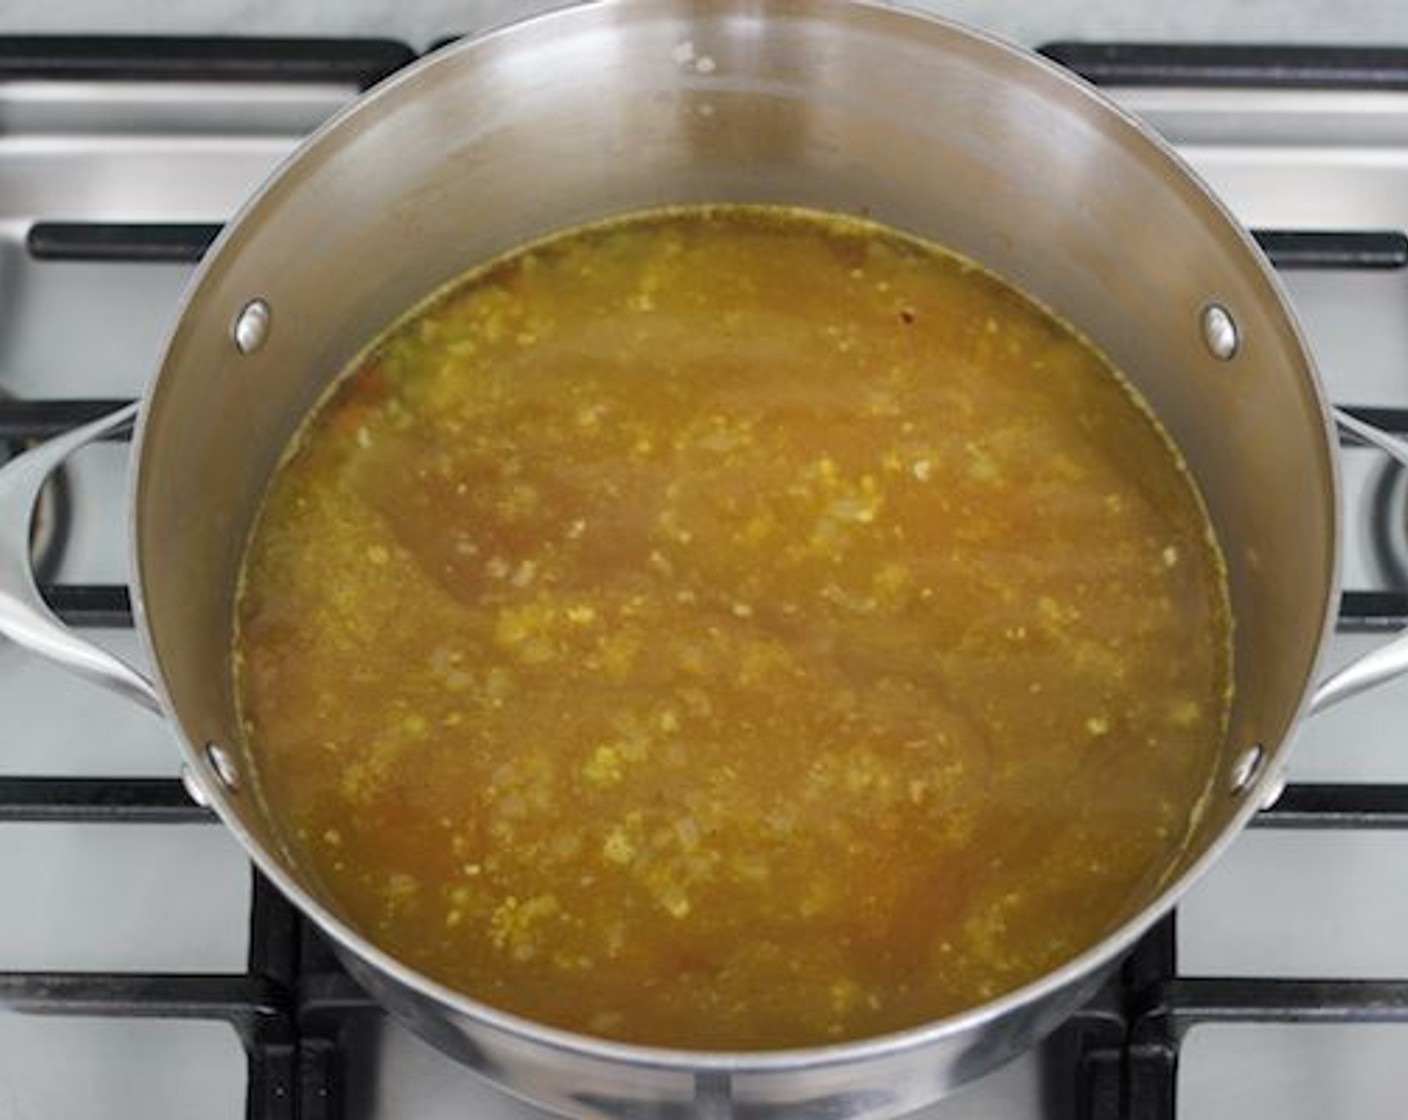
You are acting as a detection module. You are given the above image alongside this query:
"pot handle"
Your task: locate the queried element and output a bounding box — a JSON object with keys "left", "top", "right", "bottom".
{"left": 1310, "top": 408, "right": 1408, "bottom": 714}
{"left": 0, "top": 401, "right": 161, "bottom": 714}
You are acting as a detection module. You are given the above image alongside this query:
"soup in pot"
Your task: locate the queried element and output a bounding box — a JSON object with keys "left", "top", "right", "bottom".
{"left": 234, "top": 205, "right": 1232, "bottom": 1050}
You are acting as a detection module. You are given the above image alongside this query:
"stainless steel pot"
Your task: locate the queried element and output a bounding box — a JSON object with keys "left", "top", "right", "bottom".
{"left": 3, "top": 2, "right": 1408, "bottom": 1116}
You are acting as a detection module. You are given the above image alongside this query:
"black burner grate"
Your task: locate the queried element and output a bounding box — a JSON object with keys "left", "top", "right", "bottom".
{"left": 0, "top": 35, "right": 406, "bottom": 1120}
{"left": 1044, "top": 39, "right": 1408, "bottom": 1120}
{"left": 1, "top": 32, "right": 1408, "bottom": 1120}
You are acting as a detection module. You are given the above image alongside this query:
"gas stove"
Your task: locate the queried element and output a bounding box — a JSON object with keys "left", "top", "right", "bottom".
{"left": 1, "top": 33, "right": 1407, "bottom": 1120}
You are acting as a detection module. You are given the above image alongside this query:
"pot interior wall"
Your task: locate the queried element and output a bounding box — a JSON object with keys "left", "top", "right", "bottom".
{"left": 137, "top": 0, "right": 1335, "bottom": 944}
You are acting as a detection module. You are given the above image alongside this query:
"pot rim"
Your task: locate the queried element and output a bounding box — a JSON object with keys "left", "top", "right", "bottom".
{"left": 127, "top": 0, "right": 1342, "bottom": 1075}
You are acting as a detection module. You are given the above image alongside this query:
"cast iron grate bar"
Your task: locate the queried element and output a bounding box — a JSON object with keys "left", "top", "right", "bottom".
{"left": 1336, "top": 404, "right": 1408, "bottom": 437}
{"left": 1125, "top": 977, "right": 1408, "bottom": 1120}
{"left": 1134, "top": 976, "right": 1408, "bottom": 1035}
{"left": 28, "top": 222, "right": 220, "bottom": 264}
{"left": 0, "top": 36, "right": 415, "bottom": 89}
{"left": 1040, "top": 42, "right": 1408, "bottom": 91}
{"left": 29, "top": 580, "right": 1406, "bottom": 634}
{"left": 5, "top": 764, "right": 1401, "bottom": 834}
{"left": 1117, "top": 786, "right": 1408, "bottom": 1119}
{"left": 0, "top": 776, "right": 209, "bottom": 823}
{"left": 0, "top": 883, "right": 303, "bottom": 1120}
{"left": 3, "top": 401, "right": 1403, "bottom": 459}
{"left": 1339, "top": 590, "right": 1408, "bottom": 632}
{"left": 1117, "top": 917, "right": 1180, "bottom": 1120}
{"left": 0, "top": 398, "right": 133, "bottom": 441}
{"left": 0, "top": 971, "right": 287, "bottom": 1024}
{"left": 298, "top": 969, "right": 382, "bottom": 1120}
{"left": 0, "top": 971, "right": 296, "bottom": 1120}
{"left": 42, "top": 583, "right": 132, "bottom": 627}
{"left": 1253, "top": 229, "right": 1408, "bottom": 270}
{"left": 2, "top": 396, "right": 1405, "bottom": 459}
{"left": 33, "top": 579, "right": 1408, "bottom": 636}
{"left": 1254, "top": 783, "right": 1408, "bottom": 828}
{"left": 1058, "top": 976, "right": 1129, "bottom": 1120}
{"left": 25, "top": 223, "right": 1408, "bottom": 272}
{"left": 249, "top": 880, "right": 382, "bottom": 1120}
{"left": 247, "top": 874, "right": 302, "bottom": 1120}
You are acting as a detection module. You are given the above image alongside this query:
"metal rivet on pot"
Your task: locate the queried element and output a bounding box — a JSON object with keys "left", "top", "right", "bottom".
{"left": 180, "top": 762, "right": 212, "bottom": 808}
{"left": 1230, "top": 743, "right": 1264, "bottom": 794}
{"left": 1200, "top": 303, "right": 1239, "bottom": 361}
{"left": 232, "top": 298, "right": 271, "bottom": 355}
{"left": 205, "top": 741, "right": 240, "bottom": 791}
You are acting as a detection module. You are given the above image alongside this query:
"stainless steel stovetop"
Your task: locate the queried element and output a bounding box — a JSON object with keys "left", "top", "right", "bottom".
{"left": 1, "top": 37, "right": 1408, "bottom": 1120}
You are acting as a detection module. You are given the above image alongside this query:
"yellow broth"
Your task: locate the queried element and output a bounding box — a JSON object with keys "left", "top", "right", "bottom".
{"left": 234, "top": 206, "right": 1231, "bottom": 1050}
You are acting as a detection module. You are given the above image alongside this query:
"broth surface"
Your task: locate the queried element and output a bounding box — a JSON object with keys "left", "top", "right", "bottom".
{"left": 235, "top": 206, "right": 1231, "bottom": 1050}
